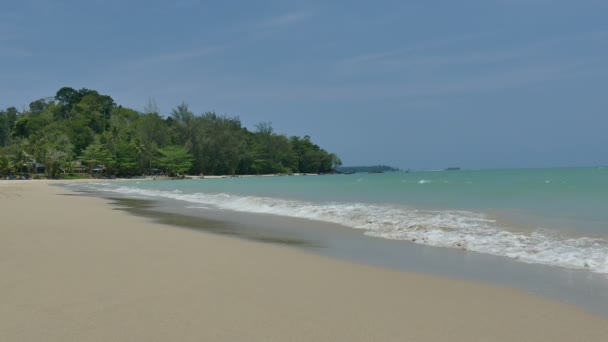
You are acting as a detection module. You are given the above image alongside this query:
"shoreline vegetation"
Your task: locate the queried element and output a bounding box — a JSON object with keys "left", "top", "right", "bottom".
{"left": 0, "top": 87, "right": 341, "bottom": 179}
{"left": 2, "top": 180, "right": 608, "bottom": 341}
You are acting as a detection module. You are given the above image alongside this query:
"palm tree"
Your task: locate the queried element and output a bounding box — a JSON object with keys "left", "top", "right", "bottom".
{"left": 0, "top": 155, "right": 15, "bottom": 177}
{"left": 12, "top": 149, "right": 29, "bottom": 174}
{"left": 131, "top": 137, "right": 154, "bottom": 175}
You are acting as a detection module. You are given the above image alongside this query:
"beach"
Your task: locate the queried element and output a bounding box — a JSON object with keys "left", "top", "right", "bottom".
{"left": 1, "top": 180, "right": 608, "bottom": 341}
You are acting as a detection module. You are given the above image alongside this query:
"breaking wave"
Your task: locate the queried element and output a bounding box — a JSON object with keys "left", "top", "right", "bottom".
{"left": 83, "top": 183, "right": 608, "bottom": 274}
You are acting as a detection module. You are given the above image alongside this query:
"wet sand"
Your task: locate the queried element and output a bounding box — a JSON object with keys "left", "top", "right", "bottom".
{"left": 109, "top": 194, "right": 608, "bottom": 318}
{"left": 2, "top": 180, "right": 608, "bottom": 341}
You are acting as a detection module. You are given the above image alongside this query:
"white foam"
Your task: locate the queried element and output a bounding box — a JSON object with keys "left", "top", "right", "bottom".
{"left": 83, "top": 183, "right": 608, "bottom": 274}
{"left": 418, "top": 179, "right": 431, "bottom": 184}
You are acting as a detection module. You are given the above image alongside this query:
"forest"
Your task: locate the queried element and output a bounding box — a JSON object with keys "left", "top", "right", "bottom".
{"left": 0, "top": 87, "right": 341, "bottom": 178}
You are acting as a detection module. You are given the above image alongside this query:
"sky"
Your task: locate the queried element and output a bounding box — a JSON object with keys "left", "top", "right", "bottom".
{"left": 1, "top": 0, "right": 607, "bottom": 169}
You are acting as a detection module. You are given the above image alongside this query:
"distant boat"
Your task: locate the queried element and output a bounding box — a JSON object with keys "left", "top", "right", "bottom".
{"left": 445, "top": 167, "right": 461, "bottom": 171}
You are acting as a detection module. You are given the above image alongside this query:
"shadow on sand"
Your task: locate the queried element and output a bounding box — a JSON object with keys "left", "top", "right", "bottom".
{"left": 97, "top": 196, "right": 322, "bottom": 248}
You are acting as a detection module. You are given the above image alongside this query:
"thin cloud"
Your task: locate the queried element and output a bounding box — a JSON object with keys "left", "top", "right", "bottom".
{"left": 340, "top": 32, "right": 495, "bottom": 67}
{"left": 339, "top": 30, "right": 606, "bottom": 71}
{"left": 194, "top": 59, "right": 591, "bottom": 103}
{"left": 373, "top": 47, "right": 539, "bottom": 70}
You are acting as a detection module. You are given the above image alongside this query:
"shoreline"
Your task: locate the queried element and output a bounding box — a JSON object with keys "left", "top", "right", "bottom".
{"left": 1, "top": 172, "right": 322, "bottom": 182}
{"left": 72, "top": 186, "right": 608, "bottom": 318}
{"left": 65, "top": 176, "right": 608, "bottom": 276}
{"left": 2, "top": 181, "right": 608, "bottom": 341}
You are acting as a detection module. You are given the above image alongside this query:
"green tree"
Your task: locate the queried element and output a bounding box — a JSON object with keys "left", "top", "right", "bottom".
{"left": 169, "top": 103, "right": 206, "bottom": 173}
{"left": 5, "top": 107, "right": 19, "bottom": 131}
{"left": 0, "top": 112, "right": 8, "bottom": 147}
{"left": 115, "top": 140, "right": 140, "bottom": 176}
{"left": 197, "top": 112, "right": 246, "bottom": 175}
{"left": 72, "top": 90, "right": 115, "bottom": 133}
{"left": 10, "top": 148, "right": 29, "bottom": 174}
{"left": 67, "top": 115, "right": 94, "bottom": 156}
{"left": 0, "top": 155, "right": 15, "bottom": 176}
{"left": 1, "top": 86, "right": 340, "bottom": 177}
{"left": 55, "top": 87, "right": 80, "bottom": 107}
{"left": 29, "top": 99, "right": 48, "bottom": 115}
{"left": 157, "top": 145, "right": 193, "bottom": 176}
{"left": 38, "top": 128, "right": 73, "bottom": 178}
{"left": 134, "top": 113, "right": 170, "bottom": 173}
{"left": 289, "top": 135, "right": 336, "bottom": 173}
{"left": 249, "top": 122, "right": 297, "bottom": 174}
{"left": 0, "top": 106, "right": 17, "bottom": 147}
{"left": 79, "top": 138, "right": 113, "bottom": 175}
{"left": 169, "top": 103, "right": 196, "bottom": 147}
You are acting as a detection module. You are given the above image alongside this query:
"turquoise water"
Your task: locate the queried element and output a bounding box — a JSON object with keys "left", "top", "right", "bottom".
{"left": 76, "top": 167, "right": 608, "bottom": 274}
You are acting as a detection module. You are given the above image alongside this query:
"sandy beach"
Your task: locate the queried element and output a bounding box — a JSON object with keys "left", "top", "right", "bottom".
{"left": 1, "top": 180, "right": 607, "bottom": 341}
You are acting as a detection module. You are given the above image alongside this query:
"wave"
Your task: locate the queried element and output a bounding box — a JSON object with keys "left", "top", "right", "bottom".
{"left": 83, "top": 183, "right": 608, "bottom": 274}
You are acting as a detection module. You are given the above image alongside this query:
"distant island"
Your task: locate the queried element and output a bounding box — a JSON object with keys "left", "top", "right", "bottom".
{"left": 0, "top": 87, "right": 341, "bottom": 179}
{"left": 336, "top": 165, "right": 399, "bottom": 174}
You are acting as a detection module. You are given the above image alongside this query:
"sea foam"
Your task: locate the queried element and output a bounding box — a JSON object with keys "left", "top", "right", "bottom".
{"left": 84, "top": 183, "right": 608, "bottom": 274}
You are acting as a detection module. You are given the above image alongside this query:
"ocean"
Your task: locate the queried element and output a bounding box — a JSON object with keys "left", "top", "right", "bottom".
{"left": 73, "top": 167, "right": 608, "bottom": 275}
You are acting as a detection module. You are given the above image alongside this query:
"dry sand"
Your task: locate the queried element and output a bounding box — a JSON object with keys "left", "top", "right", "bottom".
{"left": 1, "top": 180, "right": 607, "bottom": 341}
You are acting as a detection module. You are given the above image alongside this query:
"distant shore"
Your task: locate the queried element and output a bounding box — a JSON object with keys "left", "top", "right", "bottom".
{"left": 2, "top": 180, "right": 608, "bottom": 341}
{"left": 1, "top": 172, "right": 322, "bottom": 182}
{"left": 186, "top": 172, "right": 321, "bottom": 179}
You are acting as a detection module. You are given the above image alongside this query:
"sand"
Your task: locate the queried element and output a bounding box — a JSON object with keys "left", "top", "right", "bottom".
{"left": 1, "top": 180, "right": 607, "bottom": 341}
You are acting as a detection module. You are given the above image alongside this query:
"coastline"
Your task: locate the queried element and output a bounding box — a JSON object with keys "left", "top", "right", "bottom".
{"left": 2, "top": 180, "right": 608, "bottom": 341}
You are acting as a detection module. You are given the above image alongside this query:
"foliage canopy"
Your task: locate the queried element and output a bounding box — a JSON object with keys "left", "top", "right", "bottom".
{"left": 0, "top": 87, "right": 341, "bottom": 178}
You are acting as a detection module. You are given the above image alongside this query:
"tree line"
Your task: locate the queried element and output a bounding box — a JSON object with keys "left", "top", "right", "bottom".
{"left": 0, "top": 87, "right": 341, "bottom": 178}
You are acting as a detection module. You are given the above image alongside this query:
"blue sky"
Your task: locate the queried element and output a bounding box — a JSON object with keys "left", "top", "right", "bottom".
{"left": 1, "top": 0, "right": 607, "bottom": 169}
